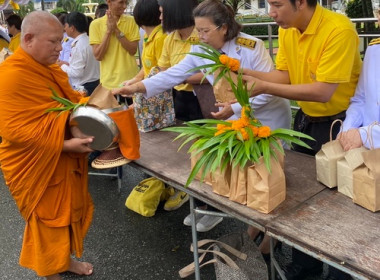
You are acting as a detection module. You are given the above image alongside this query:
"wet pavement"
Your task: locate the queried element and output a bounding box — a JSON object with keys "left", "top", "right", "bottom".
{"left": 0, "top": 165, "right": 328, "bottom": 280}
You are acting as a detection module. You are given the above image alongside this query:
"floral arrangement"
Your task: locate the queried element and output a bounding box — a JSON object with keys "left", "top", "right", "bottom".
{"left": 163, "top": 43, "right": 313, "bottom": 187}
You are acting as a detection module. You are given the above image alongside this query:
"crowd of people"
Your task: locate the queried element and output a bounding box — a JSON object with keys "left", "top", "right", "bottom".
{"left": 0, "top": 0, "right": 379, "bottom": 279}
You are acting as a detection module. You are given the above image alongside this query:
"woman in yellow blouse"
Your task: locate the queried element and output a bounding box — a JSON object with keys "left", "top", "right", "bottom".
{"left": 127, "top": 0, "right": 166, "bottom": 83}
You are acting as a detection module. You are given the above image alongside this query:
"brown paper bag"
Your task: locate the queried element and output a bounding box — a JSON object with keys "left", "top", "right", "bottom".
{"left": 213, "top": 69, "right": 237, "bottom": 103}
{"left": 88, "top": 83, "right": 120, "bottom": 109}
{"left": 337, "top": 147, "right": 366, "bottom": 199}
{"left": 229, "top": 164, "right": 248, "bottom": 205}
{"left": 316, "top": 120, "right": 345, "bottom": 188}
{"left": 211, "top": 163, "right": 231, "bottom": 197}
{"left": 246, "top": 156, "right": 286, "bottom": 214}
{"left": 190, "top": 151, "right": 213, "bottom": 185}
{"left": 353, "top": 148, "right": 380, "bottom": 212}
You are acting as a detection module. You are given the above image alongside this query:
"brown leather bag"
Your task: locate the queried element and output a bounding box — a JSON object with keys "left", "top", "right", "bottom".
{"left": 192, "top": 84, "right": 218, "bottom": 119}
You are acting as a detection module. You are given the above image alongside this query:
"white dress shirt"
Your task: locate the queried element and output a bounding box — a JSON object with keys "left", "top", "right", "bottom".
{"left": 342, "top": 42, "right": 380, "bottom": 149}
{"left": 61, "top": 33, "right": 100, "bottom": 89}
{"left": 142, "top": 32, "right": 291, "bottom": 130}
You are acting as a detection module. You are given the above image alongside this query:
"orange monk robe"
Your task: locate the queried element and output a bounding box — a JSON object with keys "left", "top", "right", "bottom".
{"left": 0, "top": 48, "right": 94, "bottom": 276}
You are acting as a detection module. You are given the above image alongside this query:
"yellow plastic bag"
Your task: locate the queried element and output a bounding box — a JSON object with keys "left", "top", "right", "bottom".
{"left": 125, "top": 177, "right": 165, "bottom": 217}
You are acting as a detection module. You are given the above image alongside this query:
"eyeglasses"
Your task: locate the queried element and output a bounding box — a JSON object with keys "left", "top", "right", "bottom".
{"left": 197, "top": 25, "right": 221, "bottom": 37}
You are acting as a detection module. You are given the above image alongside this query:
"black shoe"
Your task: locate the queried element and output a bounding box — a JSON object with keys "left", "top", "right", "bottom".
{"left": 277, "top": 262, "right": 323, "bottom": 280}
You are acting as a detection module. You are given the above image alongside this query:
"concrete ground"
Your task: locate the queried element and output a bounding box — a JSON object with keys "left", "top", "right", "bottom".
{"left": 0, "top": 165, "right": 328, "bottom": 280}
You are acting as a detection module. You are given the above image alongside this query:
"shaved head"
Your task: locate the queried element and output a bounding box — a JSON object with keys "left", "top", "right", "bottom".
{"left": 21, "top": 11, "right": 62, "bottom": 40}
{"left": 21, "top": 11, "right": 63, "bottom": 66}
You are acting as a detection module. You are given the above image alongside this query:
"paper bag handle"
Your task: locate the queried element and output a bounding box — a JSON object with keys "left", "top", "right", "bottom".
{"left": 330, "top": 119, "right": 343, "bottom": 141}
{"left": 179, "top": 243, "right": 240, "bottom": 278}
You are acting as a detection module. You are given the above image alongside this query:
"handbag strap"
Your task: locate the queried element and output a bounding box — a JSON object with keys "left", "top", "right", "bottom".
{"left": 178, "top": 243, "right": 241, "bottom": 278}
{"left": 194, "top": 239, "right": 248, "bottom": 260}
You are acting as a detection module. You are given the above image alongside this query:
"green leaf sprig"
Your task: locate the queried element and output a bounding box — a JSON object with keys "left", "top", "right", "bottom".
{"left": 45, "top": 87, "right": 86, "bottom": 116}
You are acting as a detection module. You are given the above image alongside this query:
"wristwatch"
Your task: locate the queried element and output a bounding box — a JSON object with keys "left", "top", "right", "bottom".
{"left": 117, "top": 32, "right": 125, "bottom": 39}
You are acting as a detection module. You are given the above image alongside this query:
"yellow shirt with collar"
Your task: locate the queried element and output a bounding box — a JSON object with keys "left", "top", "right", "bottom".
{"left": 276, "top": 4, "right": 362, "bottom": 117}
{"left": 89, "top": 14, "right": 140, "bottom": 89}
{"left": 9, "top": 32, "right": 20, "bottom": 52}
{"left": 158, "top": 28, "right": 199, "bottom": 92}
{"left": 142, "top": 25, "right": 167, "bottom": 78}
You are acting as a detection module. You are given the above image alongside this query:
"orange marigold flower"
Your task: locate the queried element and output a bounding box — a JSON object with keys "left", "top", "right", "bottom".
{"left": 240, "top": 116, "right": 250, "bottom": 127}
{"left": 258, "top": 126, "right": 271, "bottom": 138}
{"left": 230, "top": 59, "right": 240, "bottom": 72}
{"left": 231, "top": 119, "right": 245, "bottom": 130}
{"left": 239, "top": 128, "right": 249, "bottom": 140}
{"left": 216, "top": 123, "right": 226, "bottom": 130}
{"left": 214, "top": 129, "right": 226, "bottom": 136}
{"left": 249, "top": 125, "right": 259, "bottom": 136}
{"left": 219, "top": 54, "right": 229, "bottom": 65}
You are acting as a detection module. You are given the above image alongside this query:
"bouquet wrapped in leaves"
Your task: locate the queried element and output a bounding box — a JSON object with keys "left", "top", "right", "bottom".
{"left": 163, "top": 43, "right": 313, "bottom": 189}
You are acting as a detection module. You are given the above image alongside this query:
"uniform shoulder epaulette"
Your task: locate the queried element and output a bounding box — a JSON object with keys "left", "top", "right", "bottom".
{"left": 187, "top": 36, "right": 199, "bottom": 44}
{"left": 236, "top": 37, "right": 256, "bottom": 49}
{"left": 63, "top": 37, "right": 69, "bottom": 43}
{"left": 369, "top": 37, "right": 380, "bottom": 46}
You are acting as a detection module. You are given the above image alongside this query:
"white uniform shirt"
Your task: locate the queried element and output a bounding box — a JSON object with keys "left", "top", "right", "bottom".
{"left": 61, "top": 33, "right": 100, "bottom": 89}
{"left": 342, "top": 42, "right": 380, "bottom": 149}
{"left": 59, "top": 33, "right": 73, "bottom": 63}
{"left": 143, "top": 32, "right": 291, "bottom": 130}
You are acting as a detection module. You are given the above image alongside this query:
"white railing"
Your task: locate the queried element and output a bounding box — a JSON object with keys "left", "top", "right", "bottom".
{"left": 241, "top": 17, "right": 380, "bottom": 59}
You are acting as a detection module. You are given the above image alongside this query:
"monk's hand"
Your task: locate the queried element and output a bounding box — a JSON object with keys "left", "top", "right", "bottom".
{"left": 63, "top": 137, "right": 94, "bottom": 153}
{"left": 338, "top": 129, "right": 363, "bottom": 151}
{"left": 211, "top": 101, "right": 235, "bottom": 120}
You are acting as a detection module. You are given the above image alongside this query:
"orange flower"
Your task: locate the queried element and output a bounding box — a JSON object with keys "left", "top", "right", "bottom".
{"left": 219, "top": 54, "right": 229, "bottom": 65}
{"left": 249, "top": 125, "right": 259, "bottom": 136}
{"left": 219, "top": 54, "right": 240, "bottom": 72}
{"left": 258, "top": 126, "right": 271, "bottom": 138}
{"left": 231, "top": 119, "right": 245, "bottom": 130}
{"left": 214, "top": 129, "right": 226, "bottom": 136}
{"left": 239, "top": 128, "right": 249, "bottom": 140}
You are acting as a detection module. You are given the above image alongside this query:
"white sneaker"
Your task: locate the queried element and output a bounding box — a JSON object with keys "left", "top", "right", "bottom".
{"left": 183, "top": 208, "right": 205, "bottom": 226}
{"left": 196, "top": 215, "right": 223, "bottom": 232}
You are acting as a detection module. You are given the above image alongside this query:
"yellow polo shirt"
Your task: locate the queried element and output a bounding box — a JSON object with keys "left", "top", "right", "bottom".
{"left": 158, "top": 28, "right": 199, "bottom": 92}
{"left": 9, "top": 32, "right": 20, "bottom": 52}
{"left": 142, "top": 25, "right": 167, "bottom": 78}
{"left": 89, "top": 14, "right": 140, "bottom": 89}
{"left": 276, "top": 4, "right": 362, "bottom": 117}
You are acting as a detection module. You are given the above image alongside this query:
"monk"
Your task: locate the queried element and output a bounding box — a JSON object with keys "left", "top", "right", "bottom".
{"left": 0, "top": 11, "right": 95, "bottom": 280}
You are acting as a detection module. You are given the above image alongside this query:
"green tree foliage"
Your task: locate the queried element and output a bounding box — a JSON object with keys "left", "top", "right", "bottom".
{"left": 14, "top": 1, "right": 35, "bottom": 18}
{"left": 346, "top": 0, "right": 376, "bottom": 32}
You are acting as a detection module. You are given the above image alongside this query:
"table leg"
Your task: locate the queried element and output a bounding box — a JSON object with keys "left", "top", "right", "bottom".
{"left": 189, "top": 196, "right": 201, "bottom": 280}
{"left": 270, "top": 236, "right": 286, "bottom": 280}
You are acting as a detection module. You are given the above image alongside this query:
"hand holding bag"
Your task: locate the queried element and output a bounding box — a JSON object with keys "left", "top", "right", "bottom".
{"left": 316, "top": 120, "right": 345, "bottom": 188}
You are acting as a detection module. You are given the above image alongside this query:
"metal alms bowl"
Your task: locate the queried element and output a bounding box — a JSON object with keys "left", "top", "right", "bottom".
{"left": 69, "top": 106, "right": 121, "bottom": 150}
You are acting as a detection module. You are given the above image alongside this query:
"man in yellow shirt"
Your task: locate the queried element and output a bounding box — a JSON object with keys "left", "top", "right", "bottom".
{"left": 243, "top": 0, "right": 361, "bottom": 279}
{"left": 6, "top": 14, "right": 22, "bottom": 53}
{"left": 89, "top": 0, "right": 140, "bottom": 90}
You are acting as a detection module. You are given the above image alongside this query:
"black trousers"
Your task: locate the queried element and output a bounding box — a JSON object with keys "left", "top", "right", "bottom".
{"left": 82, "top": 79, "right": 100, "bottom": 96}
{"left": 291, "top": 109, "right": 351, "bottom": 278}
{"left": 172, "top": 89, "right": 203, "bottom": 121}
